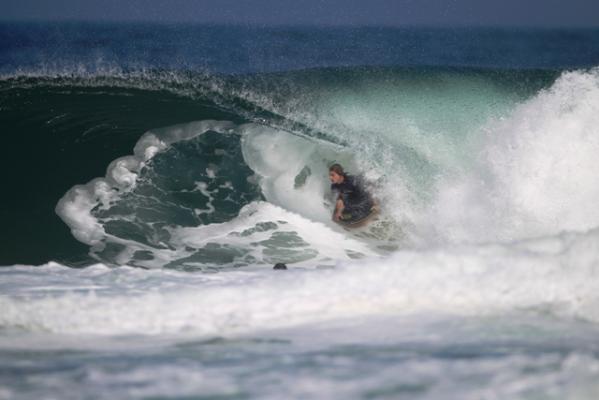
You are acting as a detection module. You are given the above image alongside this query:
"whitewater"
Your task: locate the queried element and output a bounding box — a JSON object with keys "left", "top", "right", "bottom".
{"left": 2, "top": 23, "right": 599, "bottom": 399}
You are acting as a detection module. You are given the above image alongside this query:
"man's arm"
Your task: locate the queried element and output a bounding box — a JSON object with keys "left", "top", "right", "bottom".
{"left": 333, "top": 198, "right": 344, "bottom": 221}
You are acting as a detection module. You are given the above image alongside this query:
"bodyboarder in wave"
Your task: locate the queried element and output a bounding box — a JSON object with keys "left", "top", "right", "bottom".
{"left": 328, "top": 164, "right": 378, "bottom": 227}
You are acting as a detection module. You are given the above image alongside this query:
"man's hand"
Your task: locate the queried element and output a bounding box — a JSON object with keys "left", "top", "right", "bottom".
{"left": 334, "top": 210, "right": 342, "bottom": 221}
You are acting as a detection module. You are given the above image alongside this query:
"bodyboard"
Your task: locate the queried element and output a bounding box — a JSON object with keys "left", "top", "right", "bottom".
{"left": 334, "top": 206, "right": 379, "bottom": 229}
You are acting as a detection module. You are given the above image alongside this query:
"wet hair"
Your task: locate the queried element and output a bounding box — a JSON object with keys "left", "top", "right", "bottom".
{"left": 328, "top": 163, "right": 345, "bottom": 176}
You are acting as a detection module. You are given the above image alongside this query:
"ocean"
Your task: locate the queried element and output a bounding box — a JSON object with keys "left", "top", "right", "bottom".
{"left": 1, "top": 21, "right": 599, "bottom": 399}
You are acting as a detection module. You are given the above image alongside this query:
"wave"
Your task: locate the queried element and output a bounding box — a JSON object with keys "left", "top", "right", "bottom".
{"left": 2, "top": 65, "right": 599, "bottom": 268}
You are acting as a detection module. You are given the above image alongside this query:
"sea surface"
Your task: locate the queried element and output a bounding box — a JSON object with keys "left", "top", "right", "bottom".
{"left": 1, "top": 22, "right": 599, "bottom": 399}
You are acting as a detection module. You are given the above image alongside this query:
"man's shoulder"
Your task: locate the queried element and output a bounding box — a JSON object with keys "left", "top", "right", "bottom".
{"left": 345, "top": 175, "right": 356, "bottom": 184}
{"left": 346, "top": 175, "right": 365, "bottom": 187}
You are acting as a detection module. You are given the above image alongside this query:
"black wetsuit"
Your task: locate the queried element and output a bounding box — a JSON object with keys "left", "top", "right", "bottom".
{"left": 331, "top": 174, "right": 374, "bottom": 221}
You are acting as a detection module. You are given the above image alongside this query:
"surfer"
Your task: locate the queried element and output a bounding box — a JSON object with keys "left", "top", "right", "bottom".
{"left": 329, "top": 164, "right": 376, "bottom": 224}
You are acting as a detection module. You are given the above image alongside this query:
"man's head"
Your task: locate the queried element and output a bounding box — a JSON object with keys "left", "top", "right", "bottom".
{"left": 329, "top": 164, "right": 345, "bottom": 184}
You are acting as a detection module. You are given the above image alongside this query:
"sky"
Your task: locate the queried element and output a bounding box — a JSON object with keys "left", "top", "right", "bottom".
{"left": 2, "top": 0, "right": 599, "bottom": 27}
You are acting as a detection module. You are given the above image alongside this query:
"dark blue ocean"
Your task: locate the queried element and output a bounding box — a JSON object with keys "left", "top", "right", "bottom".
{"left": 2, "top": 22, "right": 599, "bottom": 75}
{"left": 1, "top": 22, "right": 599, "bottom": 399}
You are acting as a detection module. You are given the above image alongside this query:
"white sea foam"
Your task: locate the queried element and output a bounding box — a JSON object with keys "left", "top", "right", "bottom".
{"left": 240, "top": 123, "right": 341, "bottom": 222}
{"left": 2, "top": 225, "right": 599, "bottom": 336}
{"left": 168, "top": 201, "right": 378, "bottom": 267}
{"left": 427, "top": 68, "right": 599, "bottom": 243}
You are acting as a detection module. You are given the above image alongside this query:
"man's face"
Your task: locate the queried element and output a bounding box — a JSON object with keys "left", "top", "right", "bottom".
{"left": 329, "top": 171, "right": 344, "bottom": 184}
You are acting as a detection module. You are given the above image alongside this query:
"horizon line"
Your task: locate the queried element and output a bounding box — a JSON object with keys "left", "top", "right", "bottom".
{"left": 1, "top": 17, "right": 599, "bottom": 30}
